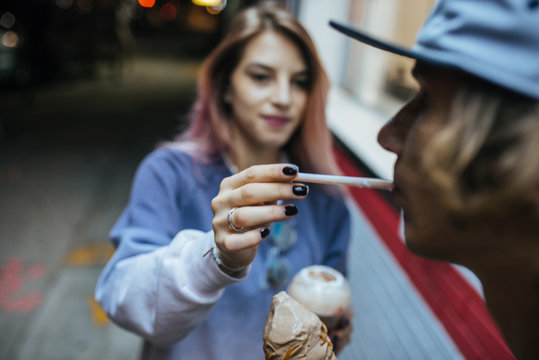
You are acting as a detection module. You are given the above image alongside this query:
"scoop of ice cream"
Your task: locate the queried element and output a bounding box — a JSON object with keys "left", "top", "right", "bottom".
{"left": 263, "top": 291, "right": 336, "bottom": 360}
{"left": 287, "top": 265, "right": 351, "bottom": 323}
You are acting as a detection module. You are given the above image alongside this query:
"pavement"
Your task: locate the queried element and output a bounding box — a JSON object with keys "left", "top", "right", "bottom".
{"left": 0, "top": 54, "right": 200, "bottom": 360}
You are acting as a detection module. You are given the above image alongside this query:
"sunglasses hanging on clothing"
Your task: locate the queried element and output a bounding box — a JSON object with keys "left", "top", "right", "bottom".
{"left": 262, "top": 219, "right": 297, "bottom": 289}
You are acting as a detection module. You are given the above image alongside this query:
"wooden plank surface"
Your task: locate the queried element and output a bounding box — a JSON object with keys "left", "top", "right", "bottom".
{"left": 338, "top": 203, "right": 463, "bottom": 360}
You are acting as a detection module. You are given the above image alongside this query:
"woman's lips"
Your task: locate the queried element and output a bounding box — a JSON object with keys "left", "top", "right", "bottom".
{"left": 262, "top": 115, "right": 290, "bottom": 127}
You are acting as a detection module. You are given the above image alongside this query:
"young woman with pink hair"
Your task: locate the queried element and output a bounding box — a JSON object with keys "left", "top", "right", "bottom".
{"left": 96, "top": 3, "right": 352, "bottom": 359}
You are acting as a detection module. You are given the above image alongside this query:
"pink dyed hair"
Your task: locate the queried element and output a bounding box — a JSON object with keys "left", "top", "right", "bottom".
{"left": 171, "top": 3, "right": 338, "bottom": 175}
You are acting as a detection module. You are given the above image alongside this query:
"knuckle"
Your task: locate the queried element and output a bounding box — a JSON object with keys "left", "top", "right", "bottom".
{"left": 272, "top": 205, "right": 285, "bottom": 220}
{"left": 211, "top": 217, "right": 219, "bottom": 230}
{"left": 278, "top": 184, "right": 290, "bottom": 198}
{"left": 240, "top": 186, "right": 255, "bottom": 201}
{"left": 220, "top": 176, "right": 232, "bottom": 190}
{"left": 233, "top": 209, "right": 245, "bottom": 227}
{"left": 210, "top": 197, "right": 222, "bottom": 213}
{"left": 244, "top": 167, "right": 256, "bottom": 181}
{"left": 246, "top": 232, "right": 260, "bottom": 247}
{"left": 274, "top": 164, "right": 284, "bottom": 178}
{"left": 222, "top": 237, "right": 234, "bottom": 252}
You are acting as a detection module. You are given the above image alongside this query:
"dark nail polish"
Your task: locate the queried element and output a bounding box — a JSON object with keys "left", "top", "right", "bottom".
{"left": 332, "top": 335, "right": 340, "bottom": 349}
{"left": 292, "top": 185, "right": 308, "bottom": 196}
{"left": 284, "top": 205, "right": 298, "bottom": 216}
{"left": 282, "top": 166, "right": 298, "bottom": 176}
{"left": 261, "top": 228, "right": 270, "bottom": 238}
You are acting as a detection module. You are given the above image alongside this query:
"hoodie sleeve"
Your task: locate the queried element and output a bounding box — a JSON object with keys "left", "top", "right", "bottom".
{"left": 95, "top": 228, "right": 249, "bottom": 346}
{"left": 95, "top": 150, "right": 249, "bottom": 346}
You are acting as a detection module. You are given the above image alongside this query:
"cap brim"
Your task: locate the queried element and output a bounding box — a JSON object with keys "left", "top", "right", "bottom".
{"left": 329, "top": 20, "right": 450, "bottom": 67}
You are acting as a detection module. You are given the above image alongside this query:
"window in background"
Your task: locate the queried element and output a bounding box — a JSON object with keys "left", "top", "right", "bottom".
{"left": 343, "top": 0, "right": 434, "bottom": 116}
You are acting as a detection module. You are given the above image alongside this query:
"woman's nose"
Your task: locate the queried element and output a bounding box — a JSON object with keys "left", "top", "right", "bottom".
{"left": 272, "top": 79, "right": 291, "bottom": 107}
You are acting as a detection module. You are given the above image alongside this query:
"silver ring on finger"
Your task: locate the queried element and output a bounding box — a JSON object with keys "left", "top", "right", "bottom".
{"left": 227, "top": 207, "right": 243, "bottom": 232}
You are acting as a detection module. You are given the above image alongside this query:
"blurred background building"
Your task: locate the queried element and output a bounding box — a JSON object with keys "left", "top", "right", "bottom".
{"left": 0, "top": 1, "right": 513, "bottom": 359}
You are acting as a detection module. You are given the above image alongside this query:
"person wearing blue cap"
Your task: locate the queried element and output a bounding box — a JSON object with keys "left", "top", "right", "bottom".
{"left": 331, "top": 0, "right": 538, "bottom": 358}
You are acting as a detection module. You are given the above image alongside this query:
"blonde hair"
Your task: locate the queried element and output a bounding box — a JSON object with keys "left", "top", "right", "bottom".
{"left": 423, "top": 79, "right": 539, "bottom": 215}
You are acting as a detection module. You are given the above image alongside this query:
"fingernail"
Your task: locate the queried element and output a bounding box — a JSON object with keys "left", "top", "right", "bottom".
{"left": 332, "top": 335, "right": 340, "bottom": 349}
{"left": 284, "top": 205, "right": 298, "bottom": 216}
{"left": 261, "top": 228, "right": 270, "bottom": 238}
{"left": 292, "top": 185, "right": 308, "bottom": 196}
{"left": 282, "top": 166, "right": 298, "bottom": 176}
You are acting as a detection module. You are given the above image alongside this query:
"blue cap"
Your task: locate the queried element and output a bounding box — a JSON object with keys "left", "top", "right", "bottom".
{"left": 330, "top": 0, "right": 539, "bottom": 99}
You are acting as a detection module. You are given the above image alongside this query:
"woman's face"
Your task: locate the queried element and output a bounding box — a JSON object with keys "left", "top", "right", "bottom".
{"left": 378, "top": 64, "right": 471, "bottom": 260}
{"left": 226, "top": 31, "right": 309, "bottom": 152}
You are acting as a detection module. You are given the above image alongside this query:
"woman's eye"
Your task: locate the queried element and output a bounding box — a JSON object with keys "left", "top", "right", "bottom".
{"left": 249, "top": 73, "right": 270, "bottom": 82}
{"left": 292, "top": 77, "right": 309, "bottom": 90}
